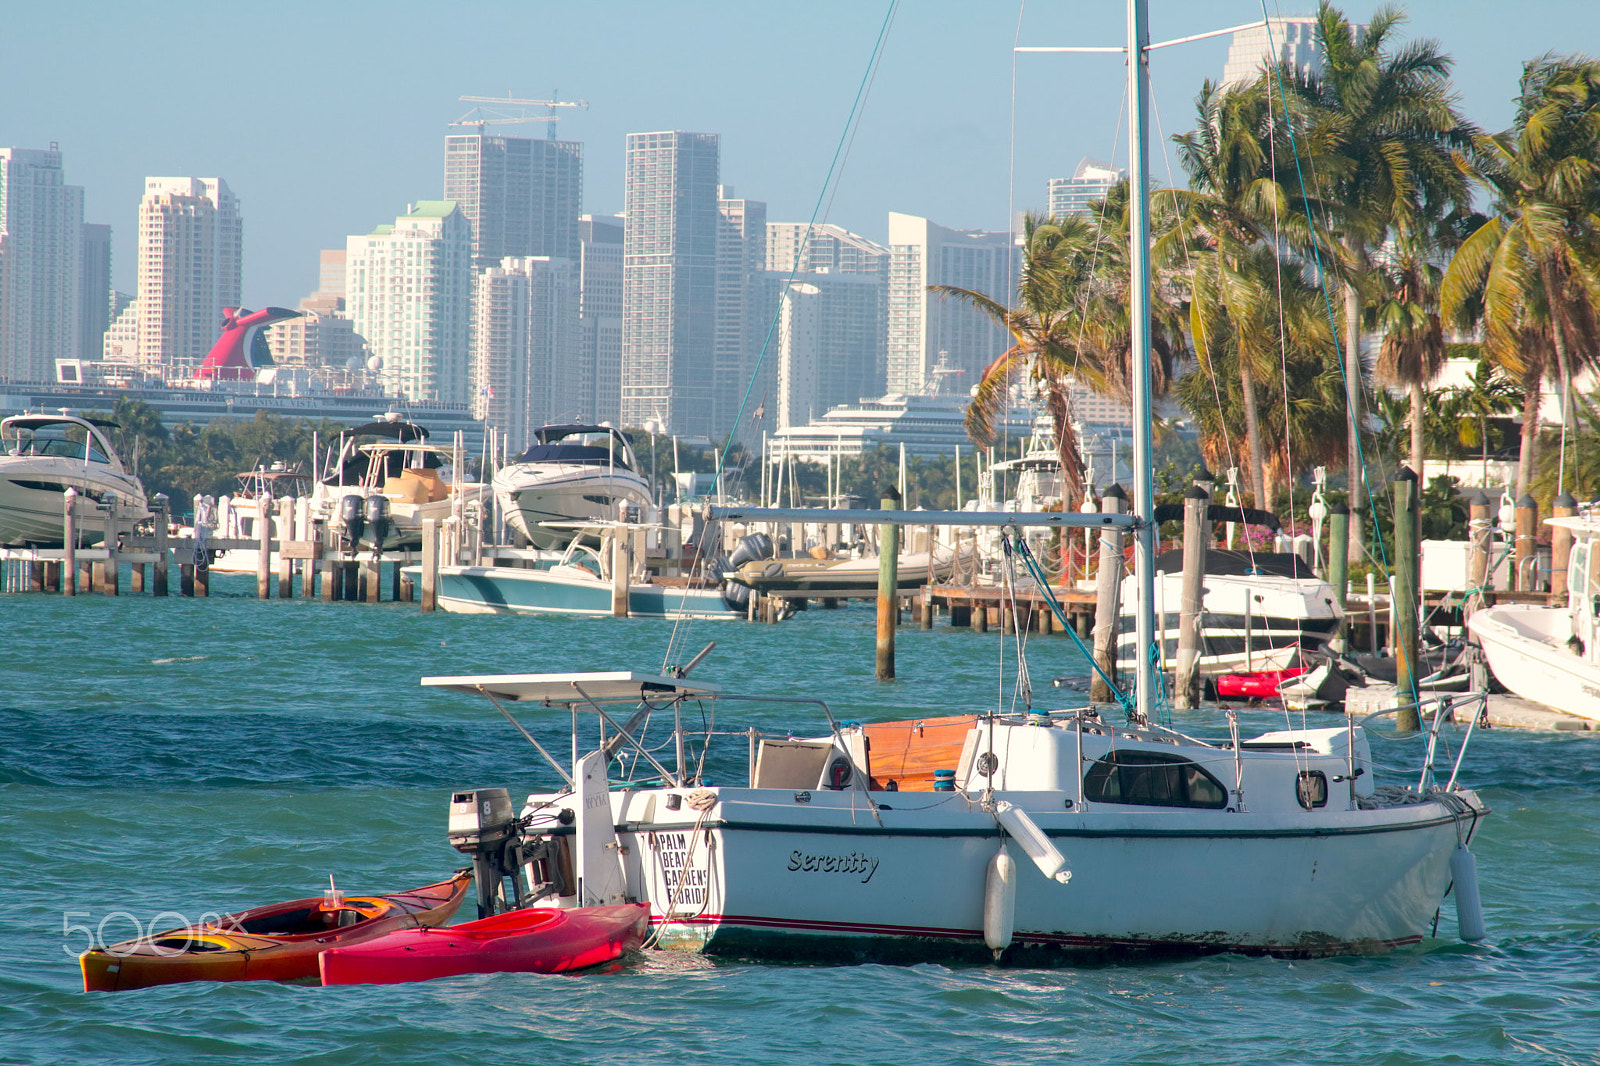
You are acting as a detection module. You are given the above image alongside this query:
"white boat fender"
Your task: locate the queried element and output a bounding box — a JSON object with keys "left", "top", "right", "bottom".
{"left": 993, "top": 800, "right": 1072, "bottom": 884}
{"left": 1451, "top": 844, "right": 1487, "bottom": 943}
{"left": 983, "top": 845, "right": 1016, "bottom": 958}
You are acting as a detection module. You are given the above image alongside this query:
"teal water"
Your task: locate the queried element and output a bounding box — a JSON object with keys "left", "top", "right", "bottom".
{"left": 3, "top": 575, "right": 1598, "bottom": 1065}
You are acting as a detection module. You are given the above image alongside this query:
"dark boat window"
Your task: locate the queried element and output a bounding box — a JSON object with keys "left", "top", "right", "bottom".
{"left": 1297, "top": 770, "right": 1329, "bottom": 810}
{"left": 1083, "top": 749, "right": 1229, "bottom": 809}
{"left": 515, "top": 443, "right": 633, "bottom": 470}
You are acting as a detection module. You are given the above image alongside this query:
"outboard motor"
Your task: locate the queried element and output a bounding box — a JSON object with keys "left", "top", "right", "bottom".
{"left": 715, "top": 554, "right": 753, "bottom": 612}
{"left": 363, "top": 493, "right": 390, "bottom": 556}
{"left": 728, "top": 532, "right": 774, "bottom": 569}
{"left": 339, "top": 494, "right": 365, "bottom": 555}
{"left": 448, "top": 787, "right": 571, "bottom": 918}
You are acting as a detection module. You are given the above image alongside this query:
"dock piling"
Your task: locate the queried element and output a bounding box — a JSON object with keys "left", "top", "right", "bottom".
{"left": 876, "top": 486, "right": 901, "bottom": 681}
{"left": 1174, "top": 484, "right": 1209, "bottom": 709}
{"left": 1551, "top": 493, "right": 1577, "bottom": 602}
{"left": 1089, "top": 485, "right": 1126, "bottom": 703}
{"left": 62, "top": 488, "right": 78, "bottom": 597}
{"left": 1392, "top": 468, "right": 1421, "bottom": 732}
{"left": 420, "top": 518, "right": 438, "bottom": 613}
{"left": 152, "top": 495, "right": 169, "bottom": 596}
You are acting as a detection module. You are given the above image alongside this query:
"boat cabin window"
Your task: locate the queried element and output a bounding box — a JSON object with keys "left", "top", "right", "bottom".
{"left": 10, "top": 436, "right": 108, "bottom": 463}
{"left": 515, "top": 443, "right": 633, "bottom": 470}
{"left": 1297, "top": 770, "right": 1329, "bottom": 810}
{"left": 1083, "top": 749, "right": 1229, "bottom": 809}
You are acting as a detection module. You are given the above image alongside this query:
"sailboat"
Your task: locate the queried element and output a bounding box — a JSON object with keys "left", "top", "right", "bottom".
{"left": 424, "top": 2, "right": 1491, "bottom": 961}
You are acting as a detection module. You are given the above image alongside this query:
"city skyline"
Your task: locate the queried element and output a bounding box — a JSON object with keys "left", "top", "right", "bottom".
{"left": 2, "top": 1, "right": 1587, "bottom": 307}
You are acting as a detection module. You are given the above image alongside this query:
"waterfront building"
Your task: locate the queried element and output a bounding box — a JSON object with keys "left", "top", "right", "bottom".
{"left": 0, "top": 147, "right": 84, "bottom": 382}
{"left": 132, "top": 177, "right": 242, "bottom": 373}
{"left": 1047, "top": 158, "right": 1126, "bottom": 219}
{"left": 345, "top": 201, "right": 472, "bottom": 404}
{"left": 621, "top": 131, "right": 720, "bottom": 436}
{"left": 261, "top": 309, "right": 370, "bottom": 370}
{"left": 579, "top": 213, "right": 623, "bottom": 424}
{"left": 1221, "top": 16, "right": 1332, "bottom": 87}
{"left": 884, "top": 212, "right": 1016, "bottom": 395}
{"left": 102, "top": 298, "right": 139, "bottom": 365}
{"left": 444, "top": 134, "right": 582, "bottom": 268}
{"left": 471, "top": 255, "right": 580, "bottom": 451}
{"left": 766, "top": 222, "right": 890, "bottom": 278}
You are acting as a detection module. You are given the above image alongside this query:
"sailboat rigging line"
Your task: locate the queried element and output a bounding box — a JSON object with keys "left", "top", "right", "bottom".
{"left": 999, "top": 533, "right": 1033, "bottom": 713}
{"left": 568, "top": 684, "right": 683, "bottom": 786}
{"left": 1261, "top": 55, "right": 1300, "bottom": 542}
{"left": 708, "top": 0, "right": 898, "bottom": 488}
{"left": 1258, "top": 5, "right": 1394, "bottom": 585}
{"left": 1011, "top": 536, "right": 1133, "bottom": 713}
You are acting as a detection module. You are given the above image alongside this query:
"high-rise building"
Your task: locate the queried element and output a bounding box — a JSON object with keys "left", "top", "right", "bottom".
{"left": 132, "top": 176, "right": 241, "bottom": 372}
{"left": 763, "top": 222, "right": 889, "bottom": 415}
{"left": 579, "top": 213, "right": 623, "bottom": 424}
{"left": 345, "top": 201, "right": 472, "bottom": 403}
{"left": 776, "top": 282, "right": 821, "bottom": 432}
{"left": 78, "top": 223, "right": 111, "bottom": 362}
{"left": 715, "top": 186, "right": 766, "bottom": 436}
{"left": 765, "top": 271, "right": 885, "bottom": 430}
{"left": 444, "top": 134, "right": 583, "bottom": 268}
{"left": 0, "top": 147, "right": 84, "bottom": 382}
{"left": 766, "top": 222, "right": 891, "bottom": 278}
{"left": 884, "top": 212, "right": 1016, "bottom": 394}
{"left": 621, "top": 131, "right": 720, "bottom": 436}
{"left": 261, "top": 248, "right": 368, "bottom": 368}
{"left": 472, "top": 256, "right": 581, "bottom": 450}
{"left": 1221, "top": 16, "right": 1335, "bottom": 87}
{"left": 1047, "top": 158, "right": 1126, "bottom": 219}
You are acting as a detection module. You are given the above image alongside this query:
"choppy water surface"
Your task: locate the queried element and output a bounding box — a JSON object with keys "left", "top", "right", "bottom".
{"left": 3, "top": 576, "right": 1597, "bottom": 1065}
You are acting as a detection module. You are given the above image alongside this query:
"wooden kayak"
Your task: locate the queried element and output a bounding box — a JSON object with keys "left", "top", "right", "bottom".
{"left": 319, "top": 903, "right": 649, "bottom": 985}
{"left": 80, "top": 870, "right": 472, "bottom": 992}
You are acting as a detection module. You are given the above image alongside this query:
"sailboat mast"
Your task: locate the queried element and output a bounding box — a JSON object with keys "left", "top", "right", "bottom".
{"left": 1126, "top": 0, "right": 1156, "bottom": 723}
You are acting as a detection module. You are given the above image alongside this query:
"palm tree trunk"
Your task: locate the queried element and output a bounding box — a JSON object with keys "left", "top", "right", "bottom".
{"left": 1240, "top": 358, "right": 1266, "bottom": 508}
{"left": 1516, "top": 376, "right": 1542, "bottom": 500}
{"left": 1410, "top": 383, "right": 1425, "bottom": 484}
{"left": 1343, "top": 272, "right": 1366, "bottom": 558}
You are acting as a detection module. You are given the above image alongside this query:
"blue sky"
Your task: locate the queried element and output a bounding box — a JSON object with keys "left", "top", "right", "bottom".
{"left": 3, "top": 1, "right": 1594, "bottom": 303}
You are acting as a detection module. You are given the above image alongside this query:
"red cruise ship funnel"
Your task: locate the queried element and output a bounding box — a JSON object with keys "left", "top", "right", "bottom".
{"left": 195, "top": 306, "right": 302, "bottom": 381}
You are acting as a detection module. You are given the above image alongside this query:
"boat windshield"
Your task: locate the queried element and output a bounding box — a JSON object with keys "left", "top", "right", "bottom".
{"left": 4, "top": 435, "right": 109, "bottom": 464}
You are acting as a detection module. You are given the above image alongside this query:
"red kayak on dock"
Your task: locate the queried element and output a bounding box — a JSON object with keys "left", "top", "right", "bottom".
{"left": 318, "top": 903, "right": 649, "bottom": 985}
{"left": 1214, "top": 666, "right": 1307, "bottom": 700}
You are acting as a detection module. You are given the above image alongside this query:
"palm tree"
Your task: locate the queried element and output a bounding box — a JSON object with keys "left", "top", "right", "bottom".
{"left": 1168, "top": 78, "right": 1340, "bottom": 510}
{"left": 1369, "top": 238, "right": 1445, "bottom": 483}
{"left": 941, "top": 205, "right": 1182, "bottom": 504}
{"left": 1442, "top": 54, "right": 1600, "bottom": 499}
{"left": 1298, "top": 2, "right": 1477, "bottom": 551}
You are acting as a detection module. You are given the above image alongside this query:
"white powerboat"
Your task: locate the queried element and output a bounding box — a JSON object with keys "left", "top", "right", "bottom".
{"left": 1467, "top": 512, "right": 1600, "bottom": 721}
{"left": 312, "top": 415, "right": 486, "bottom": 553}
{"left": 1119, "top": 549, "right": 1345, "bottom": 676}
{"left": 494, "top": 425, "right": 652, "bottom": 550}
{"left": 0, "top": 413, "right": 151, "bottom": 548}
{"left": 208, "top": 465, "right": 313, "bottom": 573}
{"left": 421, "top": 523, "right": 745, "bottom": 621}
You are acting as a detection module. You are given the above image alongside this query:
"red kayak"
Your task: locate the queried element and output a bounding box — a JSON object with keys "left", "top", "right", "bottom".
{"left": 1214, "top": 666, "right": 1307, "bottom": 699}
{"left": 318, "top": 903, "right": 649, "bottom": 985}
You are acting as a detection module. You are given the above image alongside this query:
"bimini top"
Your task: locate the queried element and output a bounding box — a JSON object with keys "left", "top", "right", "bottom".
{"left": 1152, "top": 548, "right": 1317, "bottom": 579}
{"left": 3, "top": 413, "right": 120, "bottom": 432}
{"left": 421, "top": 671, "right": 720, "bottom": 705}
{"left": 340, "top": 419, "right": 429, "bottom": 442}
{"left": 534, "top": 425, "right": 627, "bottom": 445}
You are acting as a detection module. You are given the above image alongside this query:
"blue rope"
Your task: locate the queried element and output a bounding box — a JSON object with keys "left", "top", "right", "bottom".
{"left": 710, "top": 1, "right": 898, "bottom": 486}
{"left": 1011, "top": 535, "right": 1134, "bottom": 714}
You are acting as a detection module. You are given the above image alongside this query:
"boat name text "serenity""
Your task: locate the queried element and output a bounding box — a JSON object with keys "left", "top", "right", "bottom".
{"left": 787, "top": 851, "right": 880, "bottom": 883}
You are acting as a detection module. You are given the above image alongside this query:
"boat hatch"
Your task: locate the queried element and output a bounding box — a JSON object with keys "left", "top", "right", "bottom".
{"left": 421, "top": 671, "right": 721, "bottom": 705}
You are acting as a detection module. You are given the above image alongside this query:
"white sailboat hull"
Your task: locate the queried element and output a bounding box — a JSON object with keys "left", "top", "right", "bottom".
{"left": 584, "top": 785, "right": 1473, "bottom": 959}
{"left": 1467, "top": 603, "right": 1600, "bottom": 721}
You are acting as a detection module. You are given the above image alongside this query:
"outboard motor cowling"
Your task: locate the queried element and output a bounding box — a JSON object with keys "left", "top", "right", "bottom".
{"left": 339, "top": 494, "right": 365, "bottom": 553}
{"left": 713, "top": 554, "right": 752, "bottom": 612}
{"left": 729, "top": 532, "right": 774, "bottom": 570}
{"left": 364, "top": 493, "right": 390, "bottom": 555}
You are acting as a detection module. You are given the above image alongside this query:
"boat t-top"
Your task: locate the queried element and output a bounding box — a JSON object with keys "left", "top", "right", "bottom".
{"left": 312, "top": 413, "right": 485, "bottom": 552}
{"left": 0, "top": 412, "right": 151, "bottom": 548}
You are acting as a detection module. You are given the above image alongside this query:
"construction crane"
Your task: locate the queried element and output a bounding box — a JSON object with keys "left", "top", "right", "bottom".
{"left": 451, "top": 92, "right": 589, "bottom": 139}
